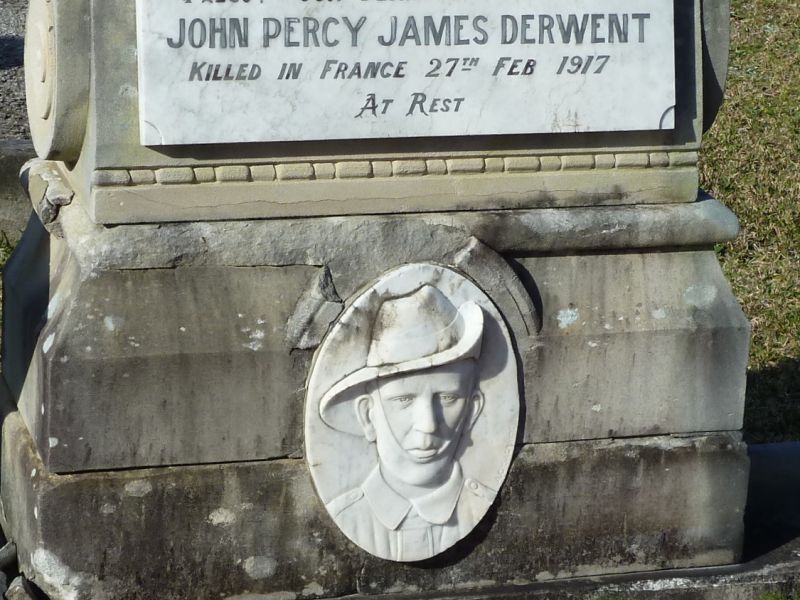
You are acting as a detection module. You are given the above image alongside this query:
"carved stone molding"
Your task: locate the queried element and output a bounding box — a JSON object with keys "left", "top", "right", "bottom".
{"left": 91, "top": 151, "right": 699, "bottom": 188}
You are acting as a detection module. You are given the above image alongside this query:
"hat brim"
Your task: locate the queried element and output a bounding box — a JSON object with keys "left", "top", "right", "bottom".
{"left": 319, "top": 302, "right": 484, "bottom": 435}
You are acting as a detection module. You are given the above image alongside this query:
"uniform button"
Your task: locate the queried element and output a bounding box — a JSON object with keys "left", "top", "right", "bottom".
{"left": 467, "top": 480, "right": 479, "bottom": 491}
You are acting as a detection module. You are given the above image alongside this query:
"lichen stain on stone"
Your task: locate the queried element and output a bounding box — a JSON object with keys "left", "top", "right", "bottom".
{"left": 103, "top": 315, "right": 123, "bottom": 332}
{"left": 301, "top": 582, "right": 325, "bottom": 596}
{"left": 652, "top": 307, "right": 668, "bottom": 320}
{"left": 453, "top": 579, "right": 497, "bottom": 590}
{"left": 243, "top": 555, "right": 278, "bottom": 580}
{"left": 118, "top": 83, "right": 137, "bottom": 98}
{"left": 208, "top": 507, "right": 237, "bottom": 526}
{"left": 47, "top": 291, "right": 63, "bottom": 319}
{"left": 244, "top": 327, "right": 266, "bottom": 351}
{"left": 382, "top": 583, "right": 420, "bottom": 594}
{"left": 557, "top": 307, "right": 580, "bottom": 329}
{"left": 244, "top": 339, "right": 264, "bottom": 352}
{"left": 683, "top": 285, "right": 719, "bottom": 309}
{"left": 123, "top": 479, "right": 153, "bottom": 497}
{"left": 225, "top": 593, "right": 297, "bottom": 600}
{"left": 31, "top": 548, "right": 87, "bottom": 600}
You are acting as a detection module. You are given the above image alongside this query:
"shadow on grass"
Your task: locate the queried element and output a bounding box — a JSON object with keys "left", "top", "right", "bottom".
{"left": 744, "top": 358, "right": 800, "bottom": 444}
{"left": 0, "top": 36, "right": 23, "bottom": 71}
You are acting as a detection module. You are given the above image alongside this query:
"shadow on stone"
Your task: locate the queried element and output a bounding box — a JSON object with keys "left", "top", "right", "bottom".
{"left": 411, "top": 495, "right": 502, "bottom": 570}
{"left": 1, "top": 211, "right": 50, "bottom": 401}
{"left": 0, "top": 37, "right": 23, "bottom": 70}
{"left": 741, "top": 358, "right": 800, "bottom": 560}
{"left": 9, "top": 577, "right": 50, "bottom": 600}
{"left": 742, "top": 441, "right": 800, "bottom": 561}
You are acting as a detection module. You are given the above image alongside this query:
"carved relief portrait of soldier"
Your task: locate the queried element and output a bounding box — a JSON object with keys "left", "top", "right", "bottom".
{"left": 305, "top": 264, "right": 519, "bottom": 562}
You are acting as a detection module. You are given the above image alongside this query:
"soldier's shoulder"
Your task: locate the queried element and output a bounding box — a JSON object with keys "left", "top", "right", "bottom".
{"left": 326, "top": 487, "right": 365, "bottom": 517}
{"left": 461, "top": 477, "right": 497, "bottom": 507}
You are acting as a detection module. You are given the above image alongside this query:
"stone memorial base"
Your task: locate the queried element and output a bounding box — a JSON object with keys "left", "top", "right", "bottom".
{"left": 0, "top": 411, "right": 748, "bottom": 600}
{"left": 0, "top": 163, "right": 751, "bottom": 599}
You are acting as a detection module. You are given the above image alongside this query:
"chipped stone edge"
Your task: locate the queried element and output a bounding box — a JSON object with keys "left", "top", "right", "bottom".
{"left": 91, "top": 152, "right": 699, "bottom": 187}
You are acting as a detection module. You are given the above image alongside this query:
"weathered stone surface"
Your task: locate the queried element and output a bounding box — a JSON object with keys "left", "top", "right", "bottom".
{"left": 8, "top": 210, "right": 541, "bottom": 471}
{"left": 20, "top": 260, "right": 321, "bottom": 473}
{"left": 0, "top": 412, "right": 748, "bottom": 600}
{"left": 6, "top": 197, "right": 748, "bottom": 471}
{"left": 5, "top": 577, "right": 31, "bottom": 600}
{"left": 348, "top": 441, "right": 800, "bottom": 600}
{"left": 88, "top": 168, "right": 701, "bottom": 225}
{"left": 351, "top": 541, "right": 800, "bottom": 600}
{"left": 702, "top": 0, "right": 732, "bottom": 131}
{"left": 51, "top": 193, "right": 740, "bottom": 274}
{"left": 515, "top": 250, "right": 750, "bottom": 442}
{"left": 22, "top": 159, "right": 75, "bottom": 238}
{"left": 24, "top": 0, "right": 90, "bottom": 162}
{"left": 285, "top": 267, "right": 343, "bottom": 351}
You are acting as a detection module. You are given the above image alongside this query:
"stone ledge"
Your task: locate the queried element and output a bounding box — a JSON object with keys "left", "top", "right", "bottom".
{"left": 88, "top": 167, "right": 701, "bottom": 225}
{"left": 48, "top": 195, "right": 740, "bottom": 274}
{"left": 19, "top": 159, "right": 714, "bottom": 237}
{"left": 349, "top": 440, "right": 800, "bottom": 599}
{"left": 90, "top": 152, "right": 700, "bottom": 187}
{"left": 0, "top": 412, "right": 748, "bottom": 600}
{"left": 345, "top": 539, "right": 800, "bottom": 599}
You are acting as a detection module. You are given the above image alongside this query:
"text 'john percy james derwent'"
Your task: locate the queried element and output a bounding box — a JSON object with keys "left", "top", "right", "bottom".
{"left": 165, "top": 13, "right": 653, "bottom": 49}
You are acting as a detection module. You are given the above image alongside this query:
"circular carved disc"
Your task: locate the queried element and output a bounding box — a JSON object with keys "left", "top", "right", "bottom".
{"left": 25, "top": 0, "right": 89, "bottom": 161}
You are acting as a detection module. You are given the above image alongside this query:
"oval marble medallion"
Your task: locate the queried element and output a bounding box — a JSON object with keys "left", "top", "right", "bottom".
{"left": 305, "top": 263, "right": 520, "bottom": 562}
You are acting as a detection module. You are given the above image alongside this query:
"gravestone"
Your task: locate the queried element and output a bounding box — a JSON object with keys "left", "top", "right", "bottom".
{"left": 0, "top": 0, "right": 750, "bottom": 598}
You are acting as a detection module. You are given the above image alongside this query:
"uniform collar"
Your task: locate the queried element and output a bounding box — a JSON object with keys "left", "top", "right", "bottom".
{"left": 362, "top": 462, "right": 464, "bottom": 531}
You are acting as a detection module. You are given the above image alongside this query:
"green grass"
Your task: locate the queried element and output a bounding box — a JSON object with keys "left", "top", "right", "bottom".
{"left": 759, "top": 592, "right": 800, "bottom": 600}
{"left": 700, "top": 0, "right": 800, "bottom": 442}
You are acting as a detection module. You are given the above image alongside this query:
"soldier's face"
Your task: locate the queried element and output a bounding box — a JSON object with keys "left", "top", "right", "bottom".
{"left": 370, "top": 360, "right": 480, "bottom": 487}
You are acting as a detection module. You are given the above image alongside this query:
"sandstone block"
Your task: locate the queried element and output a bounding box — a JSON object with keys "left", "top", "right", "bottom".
{"left": 0, "top": 412, "right": 748, "bottom": 600}
{"left": 4, "top": 206, "right": 749, "bottom": 473}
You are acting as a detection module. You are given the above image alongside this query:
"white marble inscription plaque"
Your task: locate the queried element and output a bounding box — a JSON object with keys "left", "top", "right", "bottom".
{"left": 136, "top": 0, "right": 676, "bottom": 145}
{"left": 305, "top": 264, "right": 520, "bottom": 562}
